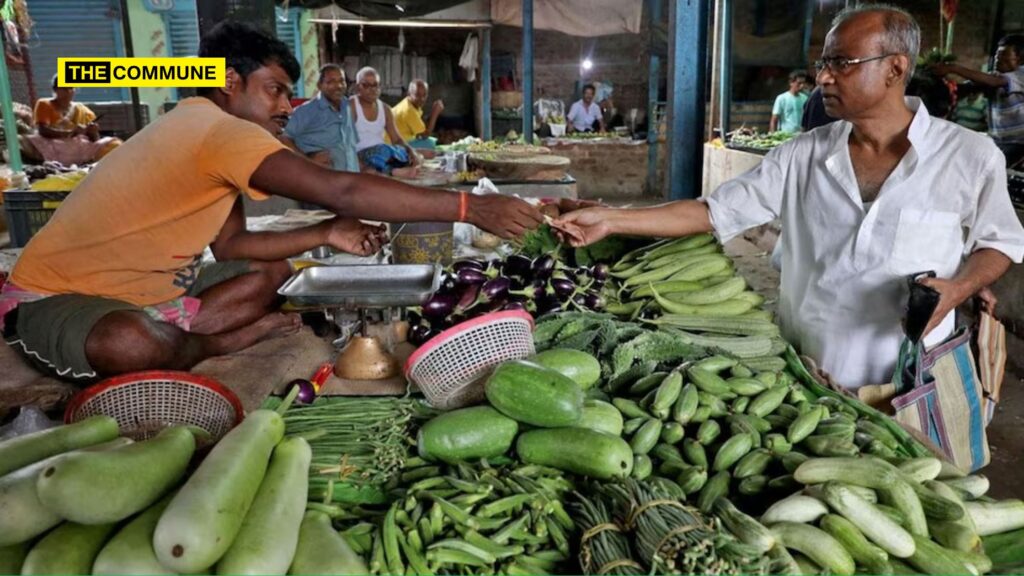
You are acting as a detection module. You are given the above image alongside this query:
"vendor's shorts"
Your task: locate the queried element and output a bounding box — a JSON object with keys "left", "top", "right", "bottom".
{"left": 2, "top": 261, "right": 251, "bottom": 383}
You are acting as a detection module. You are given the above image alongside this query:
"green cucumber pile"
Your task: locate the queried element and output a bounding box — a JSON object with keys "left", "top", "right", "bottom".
{"left": 0, "top": 398, "right": 364, "bottom": 575}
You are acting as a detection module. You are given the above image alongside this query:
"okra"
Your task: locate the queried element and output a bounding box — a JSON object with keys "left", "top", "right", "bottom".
{"left": 491, "top": 513, "right": 531, "bottom": 545}
{"left": 425, "top": 548, "right": 490, "bottom": 567}
{"left": 384, "top": 504, "right": 405, "bottom": 575}
{"left": 477, "top": 494, "right": 534, "bottom": 518}
{"left": 429, "top": 495, "right": 479, "bottom": 530}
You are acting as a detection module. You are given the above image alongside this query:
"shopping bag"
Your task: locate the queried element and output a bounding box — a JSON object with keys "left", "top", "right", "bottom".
{"left": 975, "top": 309, "right": 1007, "bottom": 426}
{"left": 891, "top": 328, "right": 990, "bottom": 472}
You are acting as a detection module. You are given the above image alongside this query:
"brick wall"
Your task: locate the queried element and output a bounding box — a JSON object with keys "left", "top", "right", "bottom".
{"left": 545, "top": 141, "right": 665, "bottom": 200}
{"left": 489, "top": 25, "right": 652, "bottom": 115}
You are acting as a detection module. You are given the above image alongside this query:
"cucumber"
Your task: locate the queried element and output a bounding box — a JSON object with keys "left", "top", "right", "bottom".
{"left": 770, "top": 522, "right": 855, "bottom": 575}
{"left": 696, "top": 420, "right": 721, "bottom": 445}
{"left": 712, "top": 434, "right": 753, "bottom": 472}
{"left": 22, "top": 521, "right": 118, "bottom": 575}
{"left": 418, "top": 406, "right": 518, "bottom": 464}
{"left": 0, "top": 438, "right": 131, "bottom": 547}
{"left": 924, "top": 480, "right": 980, "bottom": 552}
{"left": 738, "top": 475, "right": 768, "bottom": 496}
{"left": 516, "top": 428, "right": 633, "bottom": 480}
{"left": 485, "top": 360, "right": 584, "bottom": 427}
{"left": 714, "top": 498, "right": 774, "bottom": 554}
{"left": 630, "top": 419, "right": 662, "bottom": 455}
{"left": 761, "top": 495, "right": 829, "bottom": 524}
{"left": 0, "top": 543, "right": 27, "bottom": 574}
{"left": 289, "top": 510, "right": 368, "bottom": 575}
{"left": 576, "top": 400, "right": 624, "bottom": 436}
{"left": 677, "top": 466, "right": 709, "bottom": 495}
{"left": 686, "top": 366, "right": 731, "bottom": 395}
{"left": 217, "top": 437, "right": 312, "bottom": 575}
{"left": 821, "top": 482, "right": 915, "bottom": 558}
{"left": 734, "top": 449, "right": 772, "bottom": 479}
{"left": 906, "top": 534, "right": 972, "bottom": 575}
{"left": 660, "top": 422, "right": 685, "bottom": 444}
{"left": 819, "top": 514, "right": 892, "bottom": 575}
{"left": 0, "top": 415, "right": 120, "bottom": 478}
{"left": 92, "top": 494, "right": 176, "bottom": 575}
{"left": 532, "top": 349, "right": 601, "bottom": 390}
{"left": 898, "top": 458, "right": 942, "bottom": 483}
{"left": 36, "top": 426, "right": 194, "bottom": 524}
{"left": 682, "top": 439, "right": 708, "bottom": 468}
{"left": 631, "top": 455, "right": 653, "bottom": 480}
{"left": 153, "top": 409, "right": 285, "bottom": 573}
{"left": 628, "top": 371, "right": 670, "bottom": 396}
{"left": 697, "top": 471, "right": 730, "bottom": 513}
{"left": 672, "top": 383, "right": 699, "bottom": 424}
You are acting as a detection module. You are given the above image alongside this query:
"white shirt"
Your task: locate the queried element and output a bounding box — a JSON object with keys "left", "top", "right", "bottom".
{"left": 353, "top": 97, "right": 386, "bottom": 152}
{"left": 567, "top": 100, "right": 601, "bottom": 131}
{"left": 706, "top": 98, "right": 1024, "bottom": 389}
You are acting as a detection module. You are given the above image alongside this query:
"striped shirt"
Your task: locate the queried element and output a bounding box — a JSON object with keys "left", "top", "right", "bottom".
{"left": 991, "top": 66, "right": 1024, "bottom": 144}
{"left": 953, "top": 95, "right": 988, "bottom": 132}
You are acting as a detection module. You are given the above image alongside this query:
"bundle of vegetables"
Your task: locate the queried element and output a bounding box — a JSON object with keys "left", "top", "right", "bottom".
{"left": 572, "top": 491, "right": 643, "bottom": 575}
{"left": 748, "top": 454, "right": 1024, "bottom": 575}
{"left": 343, "top": 460, "right": 576, "bottom": 575}
{"left": 0, "top": 395, "right": 367, "bottom": 575}
{"left": 726, "top": 129, "right": 797, "bottom": 151}
{"left": 262, "top": 395, "right": 432, "bottom": 505}
{"left": 408, "top": 255, "right": 613, "bottom": 345}
{"left": 581, "top": 479, "right": 771, "bottom": 575}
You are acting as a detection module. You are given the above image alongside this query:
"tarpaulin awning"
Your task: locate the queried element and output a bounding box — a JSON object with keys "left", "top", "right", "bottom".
{"left": 490, "top": 0, "right": 642, "bottom": 36}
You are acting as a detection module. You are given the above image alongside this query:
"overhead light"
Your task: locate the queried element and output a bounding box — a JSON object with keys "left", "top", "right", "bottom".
{"left": 395, "top": 4, "right": 405, "bottom": 12}
{"left": 581, "top": 59, "right": 593, "bottom": 70}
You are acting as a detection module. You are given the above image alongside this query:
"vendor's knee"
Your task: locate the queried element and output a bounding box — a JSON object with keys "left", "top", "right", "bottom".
{"left": 85, "top": 310, "right": 183, "bottom": 373}
{"left": 251, "top": 260, "right": 293, "bottom": 289}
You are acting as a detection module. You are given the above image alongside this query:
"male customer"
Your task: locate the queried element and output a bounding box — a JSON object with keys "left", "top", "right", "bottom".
{"left": 283, "top": 63, "right": 359, "bottom": 172}
{"left": 556, "top": 5, "right": 1024, "bottom": 389}
{"left": 770, "top": 71, "right": 812, "bottom": 133}
{"left": 930, "top": 34, "right": 1024, "bottom": 168}
{"left": 2, "top": 22, "right": 541, "bottom": 382}
{"left": 351, "top": 67, "right": 418, "bottom": 177}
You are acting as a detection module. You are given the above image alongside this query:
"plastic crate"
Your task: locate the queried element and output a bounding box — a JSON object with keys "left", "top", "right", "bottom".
{"left": 3, "top": 190, "right": 70, "bottom": 248}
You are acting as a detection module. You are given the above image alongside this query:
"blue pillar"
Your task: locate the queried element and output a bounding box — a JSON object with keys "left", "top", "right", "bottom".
{"left": 719, "top": 0, "right": 733, "bottom": 137}
{"left": 646, "top": 0, "right": 663, "bottom": 197}
{"left": 482, "top": 28, "right": 492, "bottom": 140}
{"left": 802, "top": 0, "right": 814, "bottom": 63}
{"left": 668, "top": 0, "right": 709, "bottom": 200}
{"left": 522, "top": 0, "right": 534, "bottom": 143}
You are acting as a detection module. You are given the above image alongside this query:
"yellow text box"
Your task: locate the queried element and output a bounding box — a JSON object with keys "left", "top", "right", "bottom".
{"left": 57, "top": 58, "right": 225, "bottom": 88}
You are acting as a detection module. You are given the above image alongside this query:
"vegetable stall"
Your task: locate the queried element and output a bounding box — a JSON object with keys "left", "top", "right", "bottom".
{"left": 3, "top": 231, "right": 1024, "bottom": 575}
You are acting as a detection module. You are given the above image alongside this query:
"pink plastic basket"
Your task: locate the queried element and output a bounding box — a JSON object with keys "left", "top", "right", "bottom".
{"left": 64, "top": 371, "right": 243, "bottom": 442}
{"left": 405, "top": 310, "right": 535, "bottom": 409}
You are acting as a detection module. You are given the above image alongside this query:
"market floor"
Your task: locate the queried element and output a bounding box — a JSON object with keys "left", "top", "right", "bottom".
{"left": 724, "top": 235, "right": 1024, "bottom": 499}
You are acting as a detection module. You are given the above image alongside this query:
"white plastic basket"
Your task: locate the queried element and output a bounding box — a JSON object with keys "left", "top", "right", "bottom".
{"left": 405, "top": 310, "right": 535, "bottom": 409}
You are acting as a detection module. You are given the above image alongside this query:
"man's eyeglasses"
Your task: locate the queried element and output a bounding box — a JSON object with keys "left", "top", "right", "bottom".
{"left": 814, "top": 54, "right": 896, "bottom": 74}
{"left": 359, "top": 82, "right": 380, "bottom": 89}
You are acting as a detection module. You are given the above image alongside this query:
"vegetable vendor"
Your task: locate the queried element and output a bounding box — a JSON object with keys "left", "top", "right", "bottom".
{"left": 281, "top": 63, "right": 359, "bottom": 173}
{"left": 391, "top": 79, "right": 444, "bottom": 147}
{"left": 556, "top": 5, "right": 1024, "bottom": 389}
{"left": 1, "top": 22, "right": 542, "bottom": 383}
{"left": 567, "top": 84, "right": 606, "bottom": 134}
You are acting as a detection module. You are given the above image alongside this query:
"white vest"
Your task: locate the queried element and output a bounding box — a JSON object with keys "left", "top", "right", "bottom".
{"left": 353, "top": 98, "right": 386, "bottom": 152}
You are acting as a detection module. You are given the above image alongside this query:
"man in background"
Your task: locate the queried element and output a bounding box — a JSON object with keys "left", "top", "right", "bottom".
{"left": 392, "top": 79, "right": 444, "bottom": 144}
{"left": 283, "top": 64, "right": 359, "bottom": 173}
{"left": 770, "top": 71, "right": 811, "bottom": 133}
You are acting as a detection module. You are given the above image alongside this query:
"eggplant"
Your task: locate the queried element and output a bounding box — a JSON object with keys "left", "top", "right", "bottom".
{"left": 287, "top": 379, "right": 317, "bottom": 404}
{"left": 549, "top": 278, "right": 577, "bottom": 300}
{"left": 456, "top": 267, "right": 488, "bottom": 286}
{"left": 422, "top": 293, "right": 457, "bottom": 319}
{"left": 535, "top": 295, "right": 563, "bottom": 315}
{"left": 439, "top": 275, "right": 457, "bottom": 293}
{"left": 481, "top": 277, "right": 511, "bottom": 301}
{"left": 591, "top": 263, "right": 610, "bottom": 282}
{"left": 502, "top": 254, "right": 533, "bottom": 278}
{"left": 452, "top": 259, "right": 485, "bottom": 272}
{"left": 584, "top": 290, "right": 606, "bottom": 311}
{"left": 456, "top": 283, "right": 481, "bottom": 312}
{"left": 532, "top": 255, "right": 556, "bottom": 280}
{"left": 502, "top": 301, "right": 529, "bottom": 312}
{"left": 408, "top": 324, "right": 433, "bottom": 346}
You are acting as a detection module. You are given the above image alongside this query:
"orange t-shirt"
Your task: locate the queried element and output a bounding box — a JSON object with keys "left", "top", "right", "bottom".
{"left": 34, "top": 99, "right": 96, "bottom": 130}
{"left": 12, "top": 97, "right": 286, "bottom": 306}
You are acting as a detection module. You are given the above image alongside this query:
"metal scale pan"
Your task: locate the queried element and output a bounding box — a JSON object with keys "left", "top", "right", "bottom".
{"left": 278, "top": 264, "right": 441, "bottom": 309}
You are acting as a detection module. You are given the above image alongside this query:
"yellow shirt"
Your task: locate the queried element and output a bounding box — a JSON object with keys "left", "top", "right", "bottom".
{"left": 391, "top": 97, "right": 426, "bottom": 142}
{"left": 12, "top": 98, "right": 286, "bottom": 306}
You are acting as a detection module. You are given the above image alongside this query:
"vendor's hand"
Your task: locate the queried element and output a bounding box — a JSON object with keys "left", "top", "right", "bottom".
{"left": 431, "top": 100, "right": 445, "bottom": 117}
{"left": 468, "top": 194, "right": 544, "bottom": 239}
{"left": 551, "top": 207, "right": 615, "bottom": 247}
{"left": 917, "top": 276, "right": 972, "bottom": 338}
{"left": 928, "top": 63, "right": 955, "bottom": 77}
{"left": 324, "top": 217, "right": 388, "bottom": 256}
{"left": 85, "top": 123, "right": 100, "bottom": 140}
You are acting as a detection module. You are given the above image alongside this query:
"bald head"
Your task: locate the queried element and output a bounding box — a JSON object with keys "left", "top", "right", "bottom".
{"left": 830, "top": 4, "right": 919, "bottom": 85}
{"left": 408, "top": 79, "right": 429, "bottom": 108}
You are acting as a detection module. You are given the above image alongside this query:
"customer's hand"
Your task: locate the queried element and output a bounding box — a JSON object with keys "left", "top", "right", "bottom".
{"left": 325, "top": 217, "right": 388, "bottom": 256}
{"left": 552, "top": 207, "right": 615, "bottom": 247}
{"left": 468, "top": 194, "right": 544, "bottom": 239}
{"left": 917, "top": 276, "right": 972, "bottom": 338}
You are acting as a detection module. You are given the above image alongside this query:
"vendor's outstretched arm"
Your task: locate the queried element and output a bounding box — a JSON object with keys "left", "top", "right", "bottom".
{"left": 250, "top": 149, "right": 542, "bottom": 239}
{"left": 553, "top": 200, "right": 714, "bottom": 247}
{"left": 918, "top": 248, "right": 1013, "bottom": 336}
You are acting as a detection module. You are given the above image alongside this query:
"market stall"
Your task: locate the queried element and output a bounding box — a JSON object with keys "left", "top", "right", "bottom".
{"left": 2, "top": 228, "right": 1023, "bottom": 575}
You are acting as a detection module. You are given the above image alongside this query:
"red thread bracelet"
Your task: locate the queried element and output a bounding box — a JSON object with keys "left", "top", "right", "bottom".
{"left": 458, "top": 191, "right": 469, "bottom": 222}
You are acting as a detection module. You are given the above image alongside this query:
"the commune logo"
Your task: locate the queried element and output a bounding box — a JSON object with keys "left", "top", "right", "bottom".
{"left": 58, "top": 58, "right": 225, "bottom": 88}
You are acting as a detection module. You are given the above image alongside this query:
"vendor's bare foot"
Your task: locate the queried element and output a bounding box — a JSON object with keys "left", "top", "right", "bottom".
{"left": 393, "top": 166, "right": 419, "bottom": 179}
{"left": 252, "top": 312, "right": 302, "bottom": 342}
